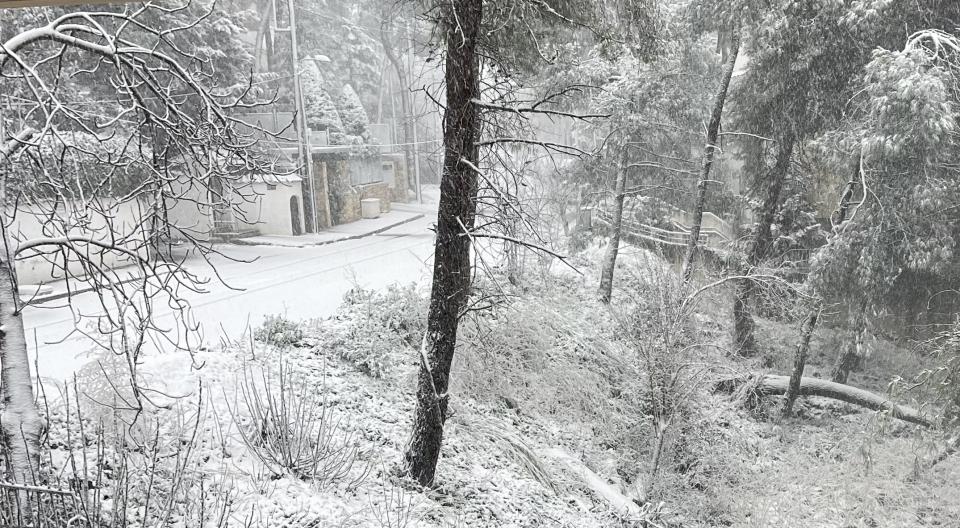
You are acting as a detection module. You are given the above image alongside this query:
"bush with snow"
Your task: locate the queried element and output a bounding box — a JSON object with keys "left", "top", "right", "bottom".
{"left": 301, "top": 60, "right": 344, "bottom": 135}
{"left": 321, "top": 283, "right": 426, "bottom": 378}
{"left": 337, "top": 83, "right": 371, "bottom": 139}
{"left": 254, "top": 314, "right": 304, "bottom": 347}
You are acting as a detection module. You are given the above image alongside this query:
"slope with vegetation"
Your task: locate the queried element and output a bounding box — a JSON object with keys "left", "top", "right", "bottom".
{"left": 19, "top": 242, "right": 960, "bottom": 527}
{"left": 3, "top": 0, "right": 960, "bottom": 526}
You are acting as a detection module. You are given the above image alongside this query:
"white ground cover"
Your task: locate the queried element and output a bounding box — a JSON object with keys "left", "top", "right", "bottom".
{"left": 41, "top": 310, "right": 632, "bottom": 527}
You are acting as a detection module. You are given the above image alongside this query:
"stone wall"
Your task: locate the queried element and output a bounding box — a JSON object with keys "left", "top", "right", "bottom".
{"left": 308, "top": 155, "right": 396, "bottom": 230}
{"left": 309, "top": 158, "right": 336, "bottom": 230}
{"left": 324, "top": 158, "right": 359, "bottom": 225}
{"left": 327, "top": 175, "right": 391, "bottom": 225}
{"left": 311, "top": 153, "right": 402, "bottom": 225}
{"left": 358, "top": 182, "right": 393, "bottom": 213}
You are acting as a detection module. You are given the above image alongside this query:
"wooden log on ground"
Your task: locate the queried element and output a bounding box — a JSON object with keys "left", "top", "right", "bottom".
{"left": 715, "top": 374, "right": 931, "bottom": 428}
{"left": 540, "top": 447, "right": 642, "bottom": 518}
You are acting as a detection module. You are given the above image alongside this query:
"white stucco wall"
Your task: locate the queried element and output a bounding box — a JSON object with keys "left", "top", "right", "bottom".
{"left": 234, "top": 179, "right": 304, "bottom": 236}
{"left": 11, "top": 199, "right": 150, "bottom": 285}
{"left": 164, "top": 174, "right": 304, "bottom": 239}
{"left": 164, "top": 179, "right": 216, "bottom": 241}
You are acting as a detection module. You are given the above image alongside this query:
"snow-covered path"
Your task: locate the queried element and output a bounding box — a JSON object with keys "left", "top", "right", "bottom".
{"left": 24, "top": 214, "right": 437, "bottom": 383}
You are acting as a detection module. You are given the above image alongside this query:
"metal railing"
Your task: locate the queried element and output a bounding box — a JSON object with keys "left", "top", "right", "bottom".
{"left": 595, "top": 211, "right": 710, "bottom": 248}
{"left": 592, "top": 208, "right": 817, "bottom": 278}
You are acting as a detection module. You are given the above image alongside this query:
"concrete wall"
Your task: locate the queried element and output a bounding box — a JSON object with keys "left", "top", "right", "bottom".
{"left": 164, "top": 180, "right": 216, "bottom": 241}
{"left": 165, "top": 174, "right": 307, "bottom": 239}
{"left": 234, "top": 179, "right": 305, "bottom": 236}
{"left": 381, "top": 152, "right": 410, "bottom": 203}
{"left": 12, "top": 199, "right": 150, "bottom": 285}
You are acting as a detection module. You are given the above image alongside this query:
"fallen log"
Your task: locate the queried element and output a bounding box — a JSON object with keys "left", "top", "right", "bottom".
{"left": 715, "top": 374, "right": 932, "bottom": 428}
{"left": 540, "top": 447, "right": 642, "bottom": 518}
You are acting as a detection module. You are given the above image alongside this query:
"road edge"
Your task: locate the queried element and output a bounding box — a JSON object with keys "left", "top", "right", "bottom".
{"left": 231, "top": 212, "right": 427, "bottom": 248}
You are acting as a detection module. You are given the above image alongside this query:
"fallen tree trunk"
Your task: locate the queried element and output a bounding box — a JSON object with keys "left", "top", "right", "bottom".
{"left": 715, "top": 374, "right": 931, "bottom": 428}
{"left": 540, "top": 447, "right": 642, "bottom": 518}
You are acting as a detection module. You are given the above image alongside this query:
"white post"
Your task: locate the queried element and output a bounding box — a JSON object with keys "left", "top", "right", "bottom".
{"left": 285, "top": 0, "right": 323, "bottom": 231}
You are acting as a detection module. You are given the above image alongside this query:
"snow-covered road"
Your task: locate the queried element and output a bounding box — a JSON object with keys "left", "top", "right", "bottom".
{"left": 24, "top": 214, "right": 437, "bottom": 383}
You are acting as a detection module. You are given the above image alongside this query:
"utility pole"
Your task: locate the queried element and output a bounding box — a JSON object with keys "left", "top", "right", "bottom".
{"left": 275, "top": 0, "right": 323, "bottom": 232}
{"left": 407, "top": 17, "right": 423, "bottom": 204}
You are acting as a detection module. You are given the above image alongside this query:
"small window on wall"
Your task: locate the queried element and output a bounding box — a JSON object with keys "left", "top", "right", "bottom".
{"left": 267, "top": 184, "right": 277, "bottom": 191}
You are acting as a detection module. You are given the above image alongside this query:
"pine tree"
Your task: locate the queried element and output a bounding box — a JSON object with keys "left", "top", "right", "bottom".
{"left": 301, "top": 60, "right": 344, "bottom": 136}
{"left": 338, "top": 83, "right": 370, "bottom": 138}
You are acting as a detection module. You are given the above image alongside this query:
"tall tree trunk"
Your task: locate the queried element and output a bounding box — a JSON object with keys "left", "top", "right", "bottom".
{"left": 751, "top": 137, "right": 794, "bottom": 263}
{"left": 832, "top": 151, "right": 863, "bottom": 227}
{"left": 682, "top": 33, "right": 740, "bottom": 285}
{"left": 828, "top": 153, "right": 869, "bottom": 384}
{"left": 732, "top": 135, "right": 794, "bottom": 356}
{"left": 782, "top": 306, "right": 820, "bottom": 417}
{"left": 0, "top": 262, "right": 40, "bottom": 484}
{"left": 832, "top": 300, "right": 868, "bottom": 384}
{"left": 732, "top": 279, "right": 757, "bottom": 355}
{"left": 598, "top": 153, "right": 628, "bottom": 304}
{"left": 783, "top": 148, "right": 864, "bottom": 407}
{"left": 0, "top": 129, "right": 43, "bottom": 519}
{"left": 404, "top": 0, "right": 482, "bottom": 487}
{"left": 252, "top": 0, "right": 272, "bottom": 74}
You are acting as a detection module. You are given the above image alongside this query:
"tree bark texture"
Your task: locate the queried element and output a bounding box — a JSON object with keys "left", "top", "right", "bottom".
{"left": 732, "top": 135, "right": 795, "bottom": 356}
{"left": 682, "top": 33, "right": 741, "bottom": 285}
{"left": 783, "top": 149, "right": 862, "bottom": 411}
{"left": 833, "top": 151, "right": 862, "bottom": 226}
{"left": 252, "top": 0, "right": 272, "bottom": 74}
{"left": 782, "top": 307, "right": 820, "bottom": 417}
{"left": 717, "top": 374, "right": 931, "bottom": 427}
{"left": 0, "top": 261, "right": 41, "bottom": 482}
{"left": 732, "top": 278, "right": 757, "bottom": 356}
{"left": 0, "top": 129, "right": 43, "bottom": 519}
{"left": 404, "top": 0, "right": 482, "bottom": 488}
{"left": 832, "top": 300, "right": 868, "bottom": 384}
{"left": 598, "top": 154, "right": 628, "bottom": 304}
{"left": 750, "top": 136, "right": 794, "bottom": 263}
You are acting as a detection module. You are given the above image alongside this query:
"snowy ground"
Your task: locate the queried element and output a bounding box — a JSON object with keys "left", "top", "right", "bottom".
{"left": 37, "top": 245, "right": 660, "bottom": 528}
{"left": 25, "top": 200, "right": 439, "bottom": 384}
{"left": 27, "top": 225, "right": 960, "bottom": 528}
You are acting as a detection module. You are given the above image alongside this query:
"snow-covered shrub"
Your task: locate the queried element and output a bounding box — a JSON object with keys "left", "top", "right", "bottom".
{"left": 370, "top": 481, "right": 420, "bottom": 528}
{"left": 337, "top": 83, "right": 370, "bottom": 138}
{"left": 23, "top": 380, "right": 239, "bottom": 528}
{"left": 322, "top": 284, "right": 426, "bottom": 378}
{"left": 302, "top": 60, "right": 344, "bottom": 135}
{"left": 452, "top": 279, "right": 616, "bottom": 422}
{"left": 255, "top": 314, "right": 304, "bottom": 347}
{"left": 233, "top": 360, "right": 366, "bottom": 487}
